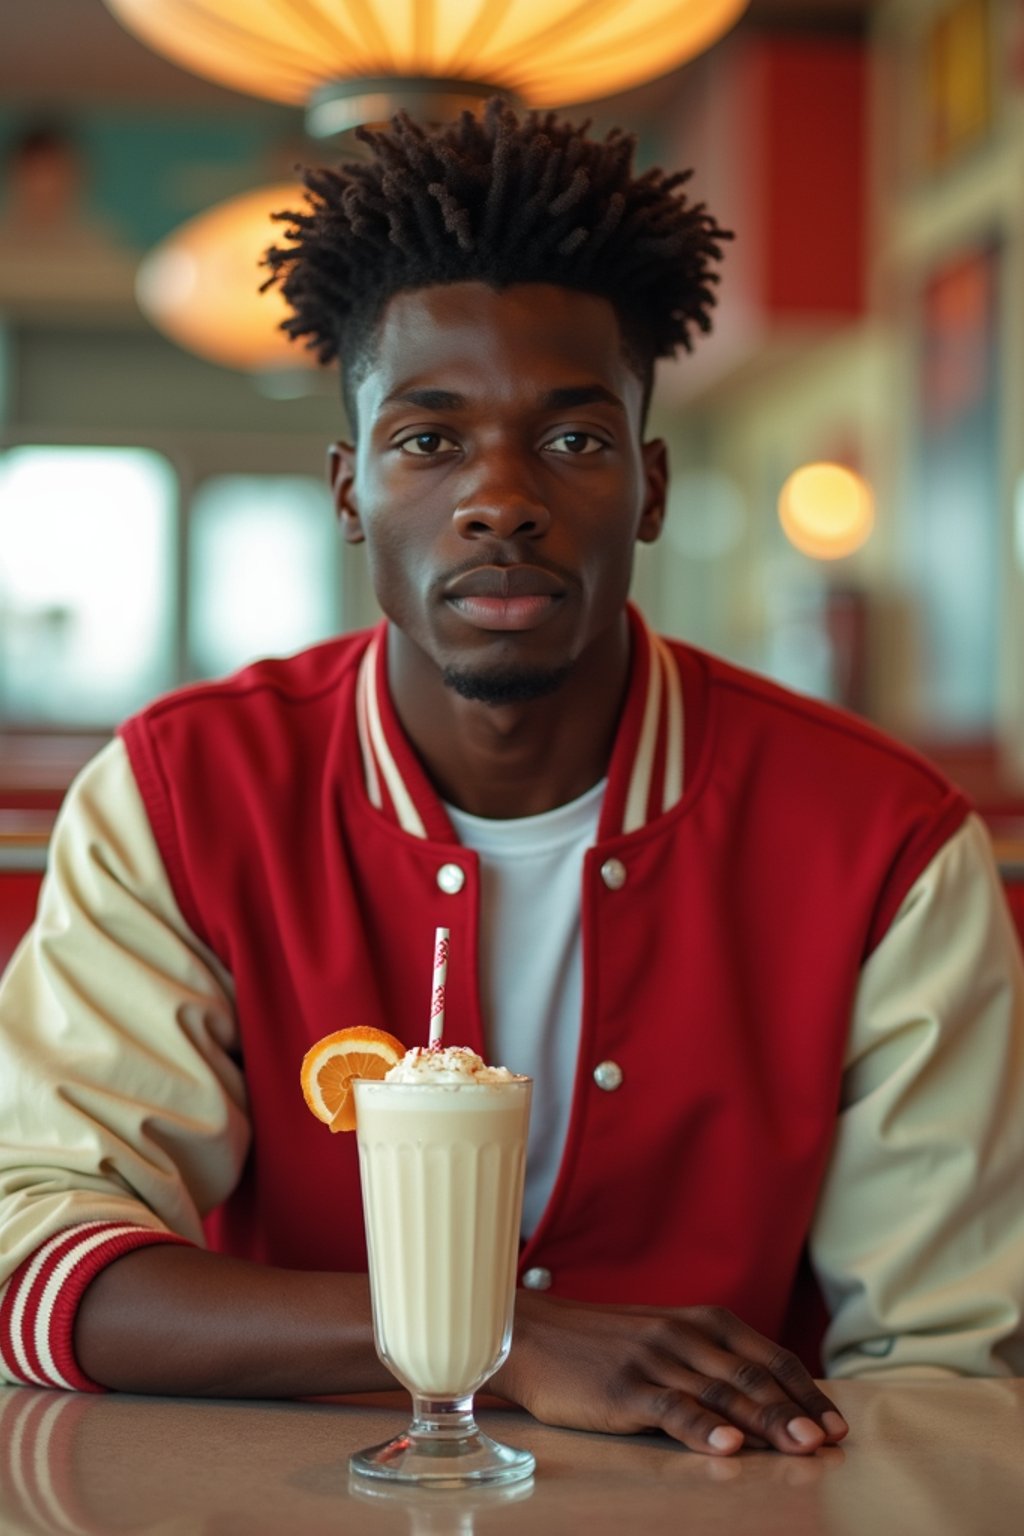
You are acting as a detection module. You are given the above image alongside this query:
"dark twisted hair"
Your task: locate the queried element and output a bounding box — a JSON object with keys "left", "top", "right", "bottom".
{"left": 262, "top": 98, "right": 730, "bottom": 424}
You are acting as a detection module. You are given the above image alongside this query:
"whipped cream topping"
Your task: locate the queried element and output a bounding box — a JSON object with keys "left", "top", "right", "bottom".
{"left": 385, "top": 1045, "right": 525, "bottom": 1085}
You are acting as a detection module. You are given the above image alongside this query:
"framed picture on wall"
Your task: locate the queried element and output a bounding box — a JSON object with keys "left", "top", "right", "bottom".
{"left": 921, "top": 0, "right": 993, "bottom": 173}
{"left": 909, "top": 240, "right": 1002, "bottom": 738}
{"left": 1009, "top": 0, "right": 1024, "bottom": 90}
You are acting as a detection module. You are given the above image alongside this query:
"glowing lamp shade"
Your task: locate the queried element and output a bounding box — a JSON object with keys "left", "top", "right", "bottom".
{"left": 135, "top": 183, "right": 313, "bottom": 375}
{"left": 102, "top": 0, "right": 749, "bottom": 117}
{"left": 778, "top": 463, "right": 875, "bottom": 561}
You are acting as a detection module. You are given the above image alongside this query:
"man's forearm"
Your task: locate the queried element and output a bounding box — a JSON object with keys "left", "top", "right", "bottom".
{"left": 74, "top": 1245, "right": 394, "bottom": 1397}
{"left": 75, "top": 1251, "right": 850, "bottom": 1455}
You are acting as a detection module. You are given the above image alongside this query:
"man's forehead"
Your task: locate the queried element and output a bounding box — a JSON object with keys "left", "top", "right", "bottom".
{"left": 359, "top": 280, "right": 642, "bottom": 413}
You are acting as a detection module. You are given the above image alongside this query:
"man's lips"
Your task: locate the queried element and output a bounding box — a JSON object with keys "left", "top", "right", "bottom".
{"left": 444, "top": 564, "right": 566, "bottom": 600}
{"left": 443, "top": 565, "right": 566, "bottom": 633}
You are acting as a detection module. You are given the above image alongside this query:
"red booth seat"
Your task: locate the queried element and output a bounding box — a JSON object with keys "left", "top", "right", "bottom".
{"left": 0, "top": 810, "right": 51, "bottom": 972}
{"left": 0, "top": 871, "right": 44, "bottom": 972}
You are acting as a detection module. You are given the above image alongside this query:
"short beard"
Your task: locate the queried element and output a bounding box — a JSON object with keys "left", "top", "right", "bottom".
{"left": 441, "top": 664, "right": 570, "bottom": 706}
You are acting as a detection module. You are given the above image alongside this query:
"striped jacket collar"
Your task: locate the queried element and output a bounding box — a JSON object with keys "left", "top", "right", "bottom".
{"left": 356, "top": 604, "right": 685, "bottom": 843}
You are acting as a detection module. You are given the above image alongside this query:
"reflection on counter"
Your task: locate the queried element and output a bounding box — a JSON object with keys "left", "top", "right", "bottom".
{"left": 349, "top": 1472, "right": 535, "bottom": 1536}
{"left": 1, "top": 1381, "right": 1023, "bottom": 1536}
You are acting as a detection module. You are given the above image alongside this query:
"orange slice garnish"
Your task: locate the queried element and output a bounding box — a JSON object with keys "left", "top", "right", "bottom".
{"left": 300, "top": 1026, "right": 406, "bottom": 1133}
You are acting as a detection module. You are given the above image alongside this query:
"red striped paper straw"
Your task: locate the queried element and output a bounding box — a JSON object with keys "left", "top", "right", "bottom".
{"left": 428, "top": 927, "right": 449, "bottom": 1049}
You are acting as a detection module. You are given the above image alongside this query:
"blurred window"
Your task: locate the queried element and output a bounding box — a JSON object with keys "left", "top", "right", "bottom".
{"left": 0, "top": 445, "right": 176, "bottom": 724}
{"left": 188, "top": 475, "right": 339, "bottom": 678}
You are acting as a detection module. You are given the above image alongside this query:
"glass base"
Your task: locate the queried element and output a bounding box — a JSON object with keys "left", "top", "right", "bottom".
{"left": 349, "top": 1396, "right": 535, "bottom": 1488}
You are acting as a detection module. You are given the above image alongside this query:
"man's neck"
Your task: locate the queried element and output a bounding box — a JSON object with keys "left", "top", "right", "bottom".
{"left": 385, "top": 618, "right": 631, "bottom": 820}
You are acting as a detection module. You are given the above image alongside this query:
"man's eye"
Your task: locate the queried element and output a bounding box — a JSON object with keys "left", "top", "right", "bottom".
{"left": 398, "top": 432, "right": 455, "bottom": 456}
{"left": 545, "top": 432, "right": 605, "bottom": 455}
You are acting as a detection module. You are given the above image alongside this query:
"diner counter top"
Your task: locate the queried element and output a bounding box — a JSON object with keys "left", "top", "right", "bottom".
{"left": 2, "top": 1379, "right": 1023, "bottom": 1535}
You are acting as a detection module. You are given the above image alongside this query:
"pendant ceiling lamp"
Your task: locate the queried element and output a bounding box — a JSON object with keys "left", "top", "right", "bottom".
{"left": 121, "top": 0, "right": 749, "bottom": 378}
{"left": 103, "top": 0, "right": 750, "bottom": 135}
{"left": 134, "top": 182, "right": 317, "bottom": 380}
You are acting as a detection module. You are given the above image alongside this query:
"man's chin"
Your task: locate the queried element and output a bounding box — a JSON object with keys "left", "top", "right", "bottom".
{"left": 440, "top": 663, "right": 570, "bottom": 706}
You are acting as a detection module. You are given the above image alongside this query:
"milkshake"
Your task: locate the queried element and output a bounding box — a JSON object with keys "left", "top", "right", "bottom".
{"left": 350, "top": 1046, "right": 534, "bottom": 1486}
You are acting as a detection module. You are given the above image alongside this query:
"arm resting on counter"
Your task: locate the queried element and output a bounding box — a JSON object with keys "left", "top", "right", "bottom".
{"left": 74, "top": 1246, "right": 390, "bottom": 1398}
{"left": 76, "top": 1245, "right": 846, "bottom": 1455}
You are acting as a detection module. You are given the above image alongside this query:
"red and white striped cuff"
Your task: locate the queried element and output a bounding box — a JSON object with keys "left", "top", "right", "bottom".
{"left": 0, "top": 1222, "right": 191, "bottom": 1392}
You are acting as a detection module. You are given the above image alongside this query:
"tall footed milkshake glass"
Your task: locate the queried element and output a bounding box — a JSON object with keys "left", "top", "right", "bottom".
{"left": 351, "top": 1048, "right": 534, "bottom": 1488}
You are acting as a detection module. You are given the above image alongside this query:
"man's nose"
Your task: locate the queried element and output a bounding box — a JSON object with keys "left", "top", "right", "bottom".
{"left": 452, "top": 457, "right": 551, "bottom": 541}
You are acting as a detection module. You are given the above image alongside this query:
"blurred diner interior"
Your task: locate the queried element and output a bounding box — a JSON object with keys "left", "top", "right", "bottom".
{"left": 0, "top": 0, "right": 1022, "bottom": 959}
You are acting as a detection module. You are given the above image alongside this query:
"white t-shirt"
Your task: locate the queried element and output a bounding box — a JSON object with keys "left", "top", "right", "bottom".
{"left": 444, "top": 780, "right": 604, "bottom": 1235}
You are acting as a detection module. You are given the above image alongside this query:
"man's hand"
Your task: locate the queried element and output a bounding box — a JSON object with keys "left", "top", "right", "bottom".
{"left": 491, "top": 1292, "right": 849, "bottom": 1456}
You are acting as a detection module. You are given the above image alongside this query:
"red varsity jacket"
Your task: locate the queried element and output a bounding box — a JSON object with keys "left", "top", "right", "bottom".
{"left": 109, "top": 608, "right": 966, "bottom": 1364}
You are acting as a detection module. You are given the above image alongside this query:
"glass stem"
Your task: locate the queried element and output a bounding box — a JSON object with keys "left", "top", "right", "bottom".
{"left": 409, "top": 1394, "right": 479, "bottom": 1443}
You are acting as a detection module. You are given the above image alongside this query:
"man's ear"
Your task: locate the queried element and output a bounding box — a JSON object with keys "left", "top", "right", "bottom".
{"left": 638, "top": 438, "right": 668, "bottom": 544}
{"left": 328, "top": 441, "right": 364, "bottom": 544}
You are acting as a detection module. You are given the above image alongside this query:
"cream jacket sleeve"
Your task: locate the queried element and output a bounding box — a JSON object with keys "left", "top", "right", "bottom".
{"left": 813, "top": 813, "right": 1024, "bottom": 1378}
{"left": 0, "top": 739, "right": 249, "bottom": 1388}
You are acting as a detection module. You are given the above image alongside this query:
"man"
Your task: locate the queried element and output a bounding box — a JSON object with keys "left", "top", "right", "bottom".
{"left": 2, "top": 102, "right": 1022, "bottom": 1457}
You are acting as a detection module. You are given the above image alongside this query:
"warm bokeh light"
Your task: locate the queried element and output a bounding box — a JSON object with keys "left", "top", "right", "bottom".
{"left": 102, "top": 0, "right": 749, "bottom": 114}
{"left": 778, "top": 463, "right": 875, "bottom": 561}
{"left": 134, "top": 183, "right": 316, "bottom": 376}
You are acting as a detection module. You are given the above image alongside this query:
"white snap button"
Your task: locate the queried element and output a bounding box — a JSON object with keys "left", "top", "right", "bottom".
{"left": 522, "top": 1267, "right": 552, "bottom": 1291}
{"left": 593, "top": 1060, "right": 623, "bottom": 1091}
{"left": 600, "top": 858, "right": 627, "bottom": 891}
{"left": 436, "top": 863, "right": 465, "bottom": 894}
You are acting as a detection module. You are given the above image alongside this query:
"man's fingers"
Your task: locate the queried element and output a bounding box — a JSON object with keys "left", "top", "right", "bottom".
{"left": 766, "top": 1360, "right": 847, "bottom": 1440}
{"left": 821, "top": 1410, "right": 849, "bottom": 1443}
{"left": 691, "top": 1310, "right": 849, "bottom": 1440}
{"left": 629, "top": 1372, "right": 825, "bottom": 1458}
{"left": 696, "top": 1373, "right": 826, "bottom": 1454}
{"left": 635, "top": 1381, "right": 821, "bottom": 1457}
{"left": 502, "top": 1295, "right": 850, "bottom": 1455}
{"left": 634, "top": 1384, "right": 745, "bottom": 1456}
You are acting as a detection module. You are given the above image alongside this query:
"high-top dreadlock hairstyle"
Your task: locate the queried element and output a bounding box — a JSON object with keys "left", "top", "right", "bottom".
{"left": 262, "top": 98, "right": 730, "bottom": 424}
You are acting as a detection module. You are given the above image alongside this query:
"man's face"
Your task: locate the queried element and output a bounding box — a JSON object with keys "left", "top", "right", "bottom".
{"left": 331, "top": 281, "right": 666, "bottom": 703}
